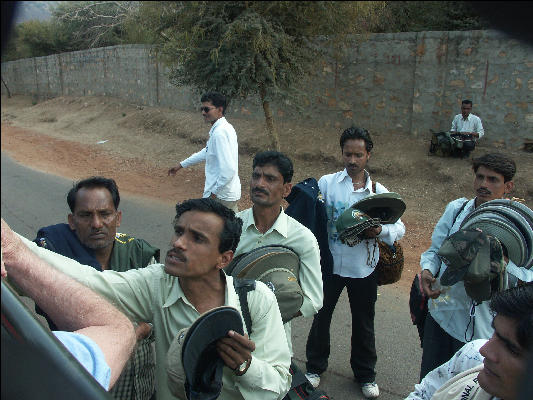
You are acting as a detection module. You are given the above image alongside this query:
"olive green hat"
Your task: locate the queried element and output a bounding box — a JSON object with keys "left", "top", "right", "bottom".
{"left": 438, "top": 229, "right": 506, "bottom": 304}
{"left": 350, "top": 192, "right": 406, "bottom": 224}
{"left": 335, "top": 208, "right": 380, "bottom": 247}
{"left": 224, "top": 245, "right": 302, "bottom": 323}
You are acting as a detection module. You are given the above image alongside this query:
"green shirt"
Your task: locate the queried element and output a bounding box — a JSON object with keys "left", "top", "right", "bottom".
{"left": 235, "top": 208, "right": 323, "bottom": 354}
{"left": 21, "top": 235, "right": 292, "bottom": 400}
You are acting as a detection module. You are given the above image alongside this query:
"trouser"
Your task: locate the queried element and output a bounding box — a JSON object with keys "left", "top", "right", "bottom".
{"left": 306, "top": 271, "right": 378, "bottom": 383}
{"left": 419, "top": 313, "right": 464, "bottom": 381}
{"left": 213, "top": 197, "right": 239, "bottom": 213}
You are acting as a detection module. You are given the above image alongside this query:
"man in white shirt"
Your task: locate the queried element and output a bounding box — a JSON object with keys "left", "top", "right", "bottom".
{"left": 304, "top": 126, "right": 405, "bottom": 398}
{"left": 406, "top": 284, "right": 532, "bottom": 400}
{"left": 168, "top": 92, "right": 241, "bottom": 212}
{"left": 450, "top": 99, "right": 484, "bottom": 157}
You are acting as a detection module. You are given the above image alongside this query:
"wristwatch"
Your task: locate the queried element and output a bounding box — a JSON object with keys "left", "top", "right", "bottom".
{"left": 234, "top": 358, "right": 251, "bottom": 376}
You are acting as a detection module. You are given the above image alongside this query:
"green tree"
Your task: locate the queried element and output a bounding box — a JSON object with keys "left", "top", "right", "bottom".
{"left": 373, "top": 1, "right": 488, "bottom": 33}
{"left": 140, "top": 1, "right": 384, "bottom": 150}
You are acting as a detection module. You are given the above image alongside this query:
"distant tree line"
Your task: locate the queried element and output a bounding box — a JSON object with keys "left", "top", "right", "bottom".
{"left": 1, "top": 1, "right": 489, "bottom": 149}
{"left": 3, "top": 1, "right": 487, "bottom": 63}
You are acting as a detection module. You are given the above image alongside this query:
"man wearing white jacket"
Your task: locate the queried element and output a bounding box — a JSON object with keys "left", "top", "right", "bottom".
{"left": 168, "top": 91, "right": 241, "bottom": 212}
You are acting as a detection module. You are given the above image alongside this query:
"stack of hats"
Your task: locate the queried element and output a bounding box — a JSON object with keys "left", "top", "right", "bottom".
{"left": 336, "top": 193, "right": 406, "bottom": 247}
{"left": 459, "top": 199, "right": 533, "bottom": 270}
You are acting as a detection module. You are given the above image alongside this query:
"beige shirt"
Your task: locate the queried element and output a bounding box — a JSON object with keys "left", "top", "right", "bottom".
{"left": 20, "top": 235, "right": 291, "bottom": 400}
{"left": 235, "top": 208, "right": 323, "bottom": 354}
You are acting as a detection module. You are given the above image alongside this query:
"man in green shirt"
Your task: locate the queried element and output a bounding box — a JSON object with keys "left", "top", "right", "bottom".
{"left": 2, "top": 198, "right": 291, "bottom": 400}
{"left": 234, "top": 151, "right": 323, "bottom": 354}
{"left": 33, "top": 176, "right": 159, "bottom": 400}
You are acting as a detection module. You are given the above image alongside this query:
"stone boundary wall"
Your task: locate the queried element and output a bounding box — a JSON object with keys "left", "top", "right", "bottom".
{"left": 2, "top": 30, "right": 532, "bottom": 148}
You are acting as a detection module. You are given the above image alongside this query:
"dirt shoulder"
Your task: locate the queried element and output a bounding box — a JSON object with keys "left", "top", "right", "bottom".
{"left": 2, "top": 94, "right": 532, "bottom": 291}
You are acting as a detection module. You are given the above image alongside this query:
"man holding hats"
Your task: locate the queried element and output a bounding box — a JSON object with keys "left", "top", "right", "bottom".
{"left": 419, "top": 152, "right": 533, "bottom": 380}
{"left": 233, "top": 150, "right": 323, "bottom": 354}
{"left": 0, "top": 199, "right": 292, "bottom": 400}
{"left": 304, "top": 126, "right": 405, "bottom": 398}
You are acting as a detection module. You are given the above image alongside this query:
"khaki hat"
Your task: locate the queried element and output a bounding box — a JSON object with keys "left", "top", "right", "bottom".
{"left": 335, "top": 208, "right": 380, "bottom": 247}
{"left": 350, "top": 192, "right": 406, "bottom": 224}
{"left": 463, "top": 199, "right": 533, "bottom": 269}
{"left": 224, "top": 245, "right": 302, "bottom": 323}
{"left": 438, "top": 229, "right": 506, "bottom": 304}
{"left": 461, "top": 213, "right": 527, "bottom": 267}
{"left": 166, "top": 306, "right": 243, "bottom": 400}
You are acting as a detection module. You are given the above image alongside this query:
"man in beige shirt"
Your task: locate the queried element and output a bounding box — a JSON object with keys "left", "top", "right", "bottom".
{"left": 234, "top": 151, "right": 323, "bottom": 354}
{"left": 1, "top": 198, "right": 291, "bottom": 400}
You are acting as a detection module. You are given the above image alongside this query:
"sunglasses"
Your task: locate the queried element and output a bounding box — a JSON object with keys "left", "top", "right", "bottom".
{"left": 200, "top": 106, "right": 216, "bottom": 113}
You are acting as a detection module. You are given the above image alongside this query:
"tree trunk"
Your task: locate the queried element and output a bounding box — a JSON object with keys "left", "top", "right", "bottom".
{"left": 259, "top": 86, "right": 280, "bottom": 151}
{"left": 1, "top": 76, "right": 11, "bottom": 98}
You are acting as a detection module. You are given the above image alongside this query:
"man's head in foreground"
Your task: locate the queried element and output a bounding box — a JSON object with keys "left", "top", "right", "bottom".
{"left": 472, "top": 153, "right": 515, "bottom": 206}
{"left": 250, "top": 151, "right": 294, "bottom": 208}
{"left": 67, "top": 176, "right": 122, "bottom": 250}
{"left": 477, "top": 284, "right": 533, "bottom": 400}
{"left": 165, "top": 198, "right": 243, "bottom": 278}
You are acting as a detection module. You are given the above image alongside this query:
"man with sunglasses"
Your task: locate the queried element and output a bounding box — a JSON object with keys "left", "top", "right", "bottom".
{"left": 168, "top": 92, "right": 241, "bottom": 212}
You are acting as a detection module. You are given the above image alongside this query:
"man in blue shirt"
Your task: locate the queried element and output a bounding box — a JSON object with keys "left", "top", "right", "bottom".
{"left": 419, "top": 153, "right": 532, "bottom": 380}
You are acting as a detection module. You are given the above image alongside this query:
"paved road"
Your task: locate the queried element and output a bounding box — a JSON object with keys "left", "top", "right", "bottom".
{"left": 1, "top": 152, "right": 422, "bottom": 399}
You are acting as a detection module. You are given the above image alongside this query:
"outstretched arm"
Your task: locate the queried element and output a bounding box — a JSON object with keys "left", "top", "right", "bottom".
{"left": 1, "top": 219, "right": 136, "bottom": 388}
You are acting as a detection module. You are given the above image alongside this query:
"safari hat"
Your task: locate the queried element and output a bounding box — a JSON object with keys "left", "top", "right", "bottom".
{"left": 350, "top": 192, "right": 406, "bottom": 224}
{"left": 438, "top": 229, "right": 506, "bottom": 304}
{"left": 465, "top": 204, "right": 533, "bottom": 269}
{"left": 166, "top": 306, "right": 243, "bottom": 400}
{"left": 461, "top": 213, "right": 527, "bottom": 268}
{"left": 335, "top": 208, "right": 381, "bottom": 247}
{"left": 224, "top": 245, "right": 302, "bottom": 323}
{"left": 472, "top": 199, "right": 533, "bottom": 269}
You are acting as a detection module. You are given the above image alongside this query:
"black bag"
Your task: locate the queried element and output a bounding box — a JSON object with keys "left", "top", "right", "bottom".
{"left": 283, "top": 363, "right": 330, "bottom": 400}
{"left": 409, "top": 272, "right": 428, "bottom": 347}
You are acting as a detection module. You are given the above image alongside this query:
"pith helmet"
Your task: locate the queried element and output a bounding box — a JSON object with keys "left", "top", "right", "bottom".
{"left": 350, "top": 192, "right": 406, "bottom": 224}
{"left": 224, "top": 245, "right": 302, "bottom": 323}
{"left": 335, "top": 208, "right": 380, "bottom": 247}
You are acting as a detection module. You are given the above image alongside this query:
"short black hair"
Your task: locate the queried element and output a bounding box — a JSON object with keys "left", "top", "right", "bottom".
{"left": 472, "top": 153, "right": 516, "bottom": 182}
{"left": 201, "top": 92, "right": 228, "bottom": 114}
{"left": 490, "top": 283, "right": 533, "bottom": 350}
{"left": 252, "top": 151, "right": 294, "bottom": 183}
{"left": 462, "top": 99, "right": 473, "bottom": 106}
{"left": 339, "top": 126, "right": 373, "bottom": 153}
{"left": 174, "top": 198, "right": 243, "bottom": 253}
{"left": 67, "top": 176, "right": 120, "bottom": 212}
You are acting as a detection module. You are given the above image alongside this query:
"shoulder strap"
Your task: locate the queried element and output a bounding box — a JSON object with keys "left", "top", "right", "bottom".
{"left": 372, "top": 181, "right": 376, "bottom": 194}
{"left": 232, "top": 278, "right": 256, "bottom": 335}
{"left": 436, "top": 200, "right": 470, "bottom": 277}
{"left": 452, "top": 200, "right": 469, "bottom": 226}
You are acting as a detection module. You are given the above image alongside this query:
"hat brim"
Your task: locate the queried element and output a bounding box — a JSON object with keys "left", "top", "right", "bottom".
{"left": 167, "top": 306, "right": 244, "bottom": 399}
{"left": 351, "top": 193, "right": 406, "bottom": 224}
{"left": 226, "top": 245, "right": 300, "bottom": 279}
{"left": 473, "top": 200, "right": 533, "bottom": 269}
{"left": 462, "top": 216, "right": 527, "bottom": 267}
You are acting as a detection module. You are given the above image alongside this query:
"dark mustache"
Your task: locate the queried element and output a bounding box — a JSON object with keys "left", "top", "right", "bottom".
{"left": 166, "top": 249, "right": 186, "bottom": 262}
{"left": 252, "top": 188, "right": 269, "bottom": 195}
{"left": 477, "top": 188, "right": 491, "bottom": 195}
